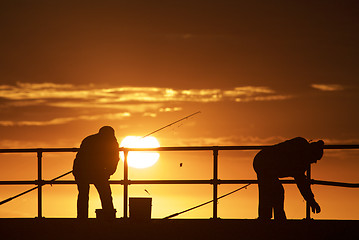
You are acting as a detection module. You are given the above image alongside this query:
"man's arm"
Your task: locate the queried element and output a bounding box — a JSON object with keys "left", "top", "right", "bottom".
{"left": 105, "top": 141, "right": 120, "bottom": 176}
{"left": 294, "top": 173, "right": 321, "bottom": 213}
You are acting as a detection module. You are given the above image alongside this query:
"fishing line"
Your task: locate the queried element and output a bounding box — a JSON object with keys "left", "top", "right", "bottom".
{"left": 163, "top": 184, "right": 252, "bottom": 219}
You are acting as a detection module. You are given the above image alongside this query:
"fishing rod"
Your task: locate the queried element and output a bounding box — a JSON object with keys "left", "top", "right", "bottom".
{"left": 163, "top": 183, "right": 251, "bottom": 219}
{"left": 0, "top": 170, "right": 73, "bottom": 205}
{"left": 162, "top": 178, "right": 359, "bottom": 219}
{"left": 0, "top": 111, "right": 201, "bottom": 206}
{"left": 142, "top": 111, "right": 201, "bottom": 138}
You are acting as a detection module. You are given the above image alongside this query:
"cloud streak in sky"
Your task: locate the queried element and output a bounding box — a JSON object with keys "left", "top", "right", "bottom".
{"left": 0, "top": 82, "right": 291, "bottom": 107}
{"left": 311, "top": 84, "right": 344, "bottom": 91}
{"left": 0, "top": 82, "right": 292, "bottom": 126}
{"left": 0, "top": 112, "right": 130, "bottom": 127}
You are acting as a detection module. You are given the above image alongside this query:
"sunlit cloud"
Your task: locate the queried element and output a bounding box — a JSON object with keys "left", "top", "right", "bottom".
{"left": 1, "top": 82, "right": 93, "bottom": 100}
{"left": 0, "top": 112, "right": 130, "bottom": 126}
{"left": 0, "top": 83, "right": 292, "bottom": 127}
{"left": 311, "top": 84, "right": 345, "bottom": 91}
{"left": 159, "top": 107, "right": 182, "bottom": 112}
{"left": 235, "top": 95, "right": 292, "bottom": 102}
{"left": 48, "top": 102, "right": 163, "bottom": 112}
{"left": 0, "top": 82, "right": 294, "bottom": 128}
{"left": 0, "top": 82, "right": 291, "bottom": 109}
{"left": 224, "top": 86, "right": 273, "bottom": 97}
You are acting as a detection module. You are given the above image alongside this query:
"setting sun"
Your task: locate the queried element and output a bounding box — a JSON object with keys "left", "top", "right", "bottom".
{"left": 120, "top": 136, "right": 160, "bottom": 168}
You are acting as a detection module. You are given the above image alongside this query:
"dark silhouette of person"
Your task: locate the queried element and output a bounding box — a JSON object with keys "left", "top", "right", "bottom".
{"left": 253, "top": 137, "right": 324, "bottom": 221}
{"left": 73, "top": 126, "right": 119, "bottom": 219}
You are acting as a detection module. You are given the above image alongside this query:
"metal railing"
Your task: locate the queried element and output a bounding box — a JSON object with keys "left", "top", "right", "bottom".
{"left": 0, "top": 145, "right": 358, "bottom": 219}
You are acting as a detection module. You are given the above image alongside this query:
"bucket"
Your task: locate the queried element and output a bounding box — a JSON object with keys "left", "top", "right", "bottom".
{"left": 129, "top": 197, "right": 152, "bottom": 220}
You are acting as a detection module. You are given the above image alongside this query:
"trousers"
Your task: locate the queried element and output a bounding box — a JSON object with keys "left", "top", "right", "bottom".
{"left": 256, "top": 174, "right": 287, "bottom": 220}
{"left": 76, "top": 177, "right": 114, "bottom": 219}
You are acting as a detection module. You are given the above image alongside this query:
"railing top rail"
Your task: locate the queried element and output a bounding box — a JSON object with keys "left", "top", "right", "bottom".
{"left": 0, "top": 144, "right": 359, "bottom": 153}
{"left": 0, "top": 148, "right": 79, "bottom": 153}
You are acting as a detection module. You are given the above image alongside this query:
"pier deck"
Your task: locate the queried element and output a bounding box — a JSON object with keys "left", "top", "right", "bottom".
{"left": 0, "top": 219, "right": 358, "bottom": 240}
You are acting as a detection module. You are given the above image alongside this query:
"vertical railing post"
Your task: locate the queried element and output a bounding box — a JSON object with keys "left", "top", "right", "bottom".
{"left": 37, "top": 150, "right": 43, "bottom": 219}
{"left": 212, "top": 146, "right": 219, "bottom": 220}
{"left": 306, "top": 165, "right": 311, "bottom": 220}
{"left": 123, "top": 150, "right": 129, "bottom": 219}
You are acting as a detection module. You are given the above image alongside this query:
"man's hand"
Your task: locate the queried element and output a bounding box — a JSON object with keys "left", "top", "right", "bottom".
{"left": 310, "top": 201, "right": 321, "bottom": 214}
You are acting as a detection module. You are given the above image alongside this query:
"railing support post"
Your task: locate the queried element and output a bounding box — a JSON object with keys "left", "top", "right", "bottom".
{"left": 123, "top": 150, "right": 129, "bottom": 219}
{"left": 306, "top": 165, "right": 311, "bottom": 220}
{"left": 212, "top": 147, "right": 219, "bottom": 220}
{"left": 37, "top": 150, "right": 43, "bottom": 219}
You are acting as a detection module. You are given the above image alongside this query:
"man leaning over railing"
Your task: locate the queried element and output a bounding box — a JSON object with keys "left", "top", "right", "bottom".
{"left": 253, "top": 137, "right": 324, "bottom": 221}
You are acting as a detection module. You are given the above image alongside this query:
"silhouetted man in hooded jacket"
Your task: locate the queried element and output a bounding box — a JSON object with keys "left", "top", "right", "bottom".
{"left": 253, "top": 137, "right": 324, "bottom": 220}
{"left": 73, "top": 126, "right": 119, "bottom": 219}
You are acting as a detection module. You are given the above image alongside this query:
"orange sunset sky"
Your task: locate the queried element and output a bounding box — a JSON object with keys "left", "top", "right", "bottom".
{"left": 0, "top": 0, "right": 358, "bottom": 219}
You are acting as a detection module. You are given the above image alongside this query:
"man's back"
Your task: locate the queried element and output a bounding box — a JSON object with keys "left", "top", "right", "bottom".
{"left": 254, "top": 137, "right": 311, "bottom": 177}
{"left": 73, "top": 132, "right": 119, "bottom": 180}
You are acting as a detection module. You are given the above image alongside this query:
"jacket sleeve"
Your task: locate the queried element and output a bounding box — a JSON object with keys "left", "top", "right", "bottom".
{"left": 73, "top": 137, "right": 90, "bottom": 175}
{"left": 105, "top": 140, "right": 120, "bottom": 175}
{"left": 294, "top": 173, "right": 315, "bottom": 203}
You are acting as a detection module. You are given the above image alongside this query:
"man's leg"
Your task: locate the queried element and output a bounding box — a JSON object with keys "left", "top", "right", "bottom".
{"left": 77, "top": 181, "right": 90, "bottom": 219}
{"left": 257, "top": 175, "right": 274, "bottom": 220}
{"left": 272, "top": 179, "right": 287, "bottom": 220}
{"left": 94, "top": 180, "right": 114, "bottom": 212}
